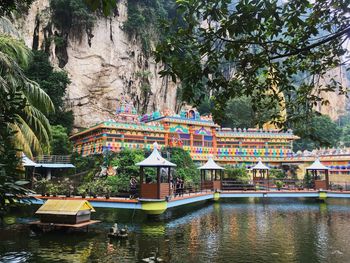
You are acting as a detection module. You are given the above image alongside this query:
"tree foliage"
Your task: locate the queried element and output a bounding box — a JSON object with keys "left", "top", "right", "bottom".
{"left": 50, "top": 125, "right": 73, "bottom": 155}
{"left": 25, "top": 50, "right": 73, "bottom": 133}
{"left": 50, "top": 0, "right": 96, "bottom": 66}
{"left": 340, "top": 124, "right": 350, "bottom": 147}
{"left": 224, "top": 165, "right": 249, "bottom": 182}
{"left": 0, "top": 0, "right": 33, "bottom": 16}
{"left": 0, "top": 35, "right": 54, "bottom": 157}
{"left": 221, "top": 97, "right": 255, "bottom": 128}
{"left": 0, "top": 140, "right": 32, "bottom": 221}
{"left": 84, "top": 0, "right": 117, "bottom": 16}
{"left": 155, "top": 0, "right": 349, "bottom": 128}
{"left": 123, "top": 0, "right": 183, "bottom": 55}
{"left": 293, "top": 114, "right": 341, "bottom": 151}
{"left": 162, "top": 147, "right": 199, "bottom": 186}
{"left": 0, "top": 35, "right": 50, "bottom": 218}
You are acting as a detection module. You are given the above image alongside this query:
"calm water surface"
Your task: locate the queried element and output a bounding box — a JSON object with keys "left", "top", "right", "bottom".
{"left": 1, "top": 198, "right": 350, "bottom": 263}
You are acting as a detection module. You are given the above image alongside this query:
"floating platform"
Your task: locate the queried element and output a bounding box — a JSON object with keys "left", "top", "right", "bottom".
{"left": 29, "top": 220, "right": 100, "bottom": 232}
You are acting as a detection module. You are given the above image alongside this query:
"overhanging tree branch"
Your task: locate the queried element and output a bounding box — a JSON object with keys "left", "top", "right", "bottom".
{"left": 270, "top": 26, "right": 350, "bottom": 60}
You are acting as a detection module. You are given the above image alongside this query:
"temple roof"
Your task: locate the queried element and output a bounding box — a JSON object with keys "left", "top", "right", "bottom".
{"left": 136, "top": 142, "right": 176, "bottom": 167}
{"left": 198, "top": 157, "right": 224, "bottom": 170}
{"left": 306, "top": 158, "right": 330, "bottom": 170}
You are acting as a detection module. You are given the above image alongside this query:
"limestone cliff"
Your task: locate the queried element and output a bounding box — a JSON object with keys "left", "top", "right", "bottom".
{"left": 15, "top": 0, "right": 180, "bottom": 130}
{"left": 10, "top": 0, "right": 349, "bottom": 130}
{"left": 316, "top": 66, "right": 349, "bottom": 121}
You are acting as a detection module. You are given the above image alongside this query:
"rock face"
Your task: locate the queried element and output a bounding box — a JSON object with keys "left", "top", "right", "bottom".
{"left": 316, "top": 66, "right": 349, "bottom": 121}
{"left": 12, "top": 0, "right": 349, "bottom": 130}
{"left": 15, "top": 0, "right": 180, "bottom": 130}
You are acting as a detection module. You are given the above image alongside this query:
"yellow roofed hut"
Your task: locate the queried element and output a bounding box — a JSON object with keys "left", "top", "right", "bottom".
{"left": 35, "top": 200, "right": 96, "bottom": 225}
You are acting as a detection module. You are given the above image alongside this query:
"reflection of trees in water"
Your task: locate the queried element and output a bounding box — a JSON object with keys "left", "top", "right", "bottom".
{"left": 3, "top": 201, "right": 350, "bottom": 262}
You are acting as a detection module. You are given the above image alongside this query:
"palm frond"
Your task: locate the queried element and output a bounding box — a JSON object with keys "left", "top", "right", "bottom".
{"left": 20, "top": 105, "right": 51, "bottom": 148}
{"left": 8, "top": 123, "right": 35, "bottom": 158}
{"left": 1, "top": 35, "right": 54, "bottom": 157}
{"left": 22, "top": 80, "right": 55, "bottom": 114}
{"left": 0, "top": 34, "right": 30, "bottom": 68}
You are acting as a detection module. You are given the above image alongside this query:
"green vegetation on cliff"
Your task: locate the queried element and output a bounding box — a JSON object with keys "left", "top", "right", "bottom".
{"left": 124, "top": 0, "right": 181, "bottom": 55}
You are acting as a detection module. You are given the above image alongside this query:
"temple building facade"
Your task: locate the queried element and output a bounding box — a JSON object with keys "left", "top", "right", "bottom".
{"left": 70, "top": 99, "right": 350, "bottom": 182}
{"left": 70, "top": 99, "right": 298, "bottom": 169}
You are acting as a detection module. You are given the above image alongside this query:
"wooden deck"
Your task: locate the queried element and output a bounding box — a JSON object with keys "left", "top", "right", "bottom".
{"left": 25, "top": 190, "right": 350, "bottom": 212}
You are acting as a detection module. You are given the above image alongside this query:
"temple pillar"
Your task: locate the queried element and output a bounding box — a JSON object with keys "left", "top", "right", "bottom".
{"left": 164, "top": 123, "right": 170, "bottom": 146}
{"left": 189, "top": 125, "right": 194, "bottom": 150}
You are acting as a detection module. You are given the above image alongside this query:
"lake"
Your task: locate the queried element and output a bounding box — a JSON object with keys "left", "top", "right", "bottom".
{"left": 1, "top": 198, "right": 350, "bottom": 263}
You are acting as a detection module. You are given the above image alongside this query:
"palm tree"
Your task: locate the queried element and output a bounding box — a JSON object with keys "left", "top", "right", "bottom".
{"left": 0, "top": 34, "right": 54, "bottom": 157}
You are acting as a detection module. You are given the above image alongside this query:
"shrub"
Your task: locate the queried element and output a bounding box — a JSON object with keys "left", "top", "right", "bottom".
{"left": 224, "top": 165, "right": 249, "bottom": 182}
{"left": 269, "top": 169, "right": 285, "bottom": 179}
{"left": 106, "top": 175, "right": 130, "bottom": 194}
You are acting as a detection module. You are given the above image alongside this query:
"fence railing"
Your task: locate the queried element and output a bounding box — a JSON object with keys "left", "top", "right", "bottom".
{"left": 34, "top": 155, "right": 72, "bottom": 164}
{"left": 222, "top": 178, "right": 305, "bottom": 190}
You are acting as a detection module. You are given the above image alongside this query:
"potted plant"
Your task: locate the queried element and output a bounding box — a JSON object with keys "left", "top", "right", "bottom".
{"left": 36, "top": 179, "right": 49, "bottom": 196}
{"left": 296, "top": 182, "right": 304, "bottom": 190}
{"left": 105, "top": 185, "right": 112, "bottom": 199}
{"left": 89, "top": 180, "right": 99, "bottom": 198}
{"left": 78, "top": 188, "right": 87, "bottom": 198}
{"left": 77, "top": 187, "right": 87, "bottom": 198}
{"left": 275, "top": 180, "right": 283, "bottom": 191}
{"left": 61, "top": 178, "right": 73, "bottom": 197}
{"left": 46, "top": 182, "right": 59, "bottom": 197}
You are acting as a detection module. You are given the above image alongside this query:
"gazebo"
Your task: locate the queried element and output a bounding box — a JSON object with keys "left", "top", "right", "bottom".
{"left": 198, "top": 157, "right": 224, "bottom": 191}
{"left": 251, "top": 158, "right": 270, "bottom": 190}
{"left": 306, "top": 158, "right": 330, "bottom": 190}
{"left": 136, "top": 142, "right": 176, "bottom": 199}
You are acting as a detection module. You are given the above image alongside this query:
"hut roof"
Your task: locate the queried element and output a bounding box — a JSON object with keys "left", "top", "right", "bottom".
{"left": 136, "top": 142, "right": 176, "bottom": 167}
{"left": 22, "top": 154, "right": 75, "bottom": 168}
{"left": 306, "top": 158, "right": 330, "bottom": 170}
{"left": 198, "top": 157, "right": 224, "bottom": 170}
{"left": 35, "top": 200, "right": 95, "bottom": 215}
{"left": 251, "top": 158, "right": 270, "bottom": 170}
{"left": 22, "top": 154, "right": 37, "bottom": 167}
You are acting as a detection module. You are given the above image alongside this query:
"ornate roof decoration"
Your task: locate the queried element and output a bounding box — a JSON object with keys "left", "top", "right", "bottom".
{"left": 115, "top": 96, "right": 139, "bottom": 123}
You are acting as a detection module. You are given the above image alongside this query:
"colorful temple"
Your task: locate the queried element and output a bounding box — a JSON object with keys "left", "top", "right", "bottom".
{"left": 70, "top": 98, "right": 350, "bottom": 182}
